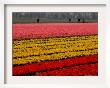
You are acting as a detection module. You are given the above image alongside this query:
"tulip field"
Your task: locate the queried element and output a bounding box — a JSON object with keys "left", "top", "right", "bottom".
{"left": 12, "top": 23, "right": 98, "bottom": 76}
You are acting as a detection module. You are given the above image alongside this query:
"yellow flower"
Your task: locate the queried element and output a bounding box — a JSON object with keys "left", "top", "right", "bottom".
{"left": 13, "top": 35, "right": 98, "bottom": 65}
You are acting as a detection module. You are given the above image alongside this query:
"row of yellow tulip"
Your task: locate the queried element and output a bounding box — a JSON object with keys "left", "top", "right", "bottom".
{"left": 13, "top": 35, "right": 98, "bottom": 65}
{"left": 13, "top": 41, "right": 97, "bottom": 57}
{"left": 13, "top": 35, "right": 97, "bottom": 57}
{"left": 13, "top": 35, "right": 97, "bottom": 48}
{"left": 13, "top": 48, "right": 98, "bottom": 65}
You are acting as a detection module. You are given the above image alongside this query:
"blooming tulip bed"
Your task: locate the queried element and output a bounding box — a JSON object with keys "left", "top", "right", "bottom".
{"left": 35, "top": 63, "right": 98, "bottom": 76}
{"left": 12, "top": 23, "right": 98, "bottom": 76}
{"left": 13, "top": 54, "right": 98, "bottom": 76}
{"left": 13, "top": 23, "right": 98, "bottom": 40}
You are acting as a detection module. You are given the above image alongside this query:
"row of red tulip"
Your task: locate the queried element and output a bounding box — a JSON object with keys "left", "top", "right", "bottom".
{"left": 35, "top": 63, "right": 98, "bottom": 76}
{"left": 13, "top": 54, "right": 98, "bottom": 76}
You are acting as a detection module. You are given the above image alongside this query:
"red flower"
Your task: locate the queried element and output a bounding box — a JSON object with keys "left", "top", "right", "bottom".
{"left": 13, "top": 54, "right": 98, "bottom": 76}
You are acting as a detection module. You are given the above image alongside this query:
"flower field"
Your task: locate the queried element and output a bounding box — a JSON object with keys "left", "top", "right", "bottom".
{"left": 13, "top": 23, "right": 98, "bottom": 39}
{"left": 13, "top": 54, "right": 98, "bottom": 76}
{"left": 12, "top": 23, "right": 98, "bottom": 76}
{"left": 35, "top": 63, "right": 98, "bottom": 76}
